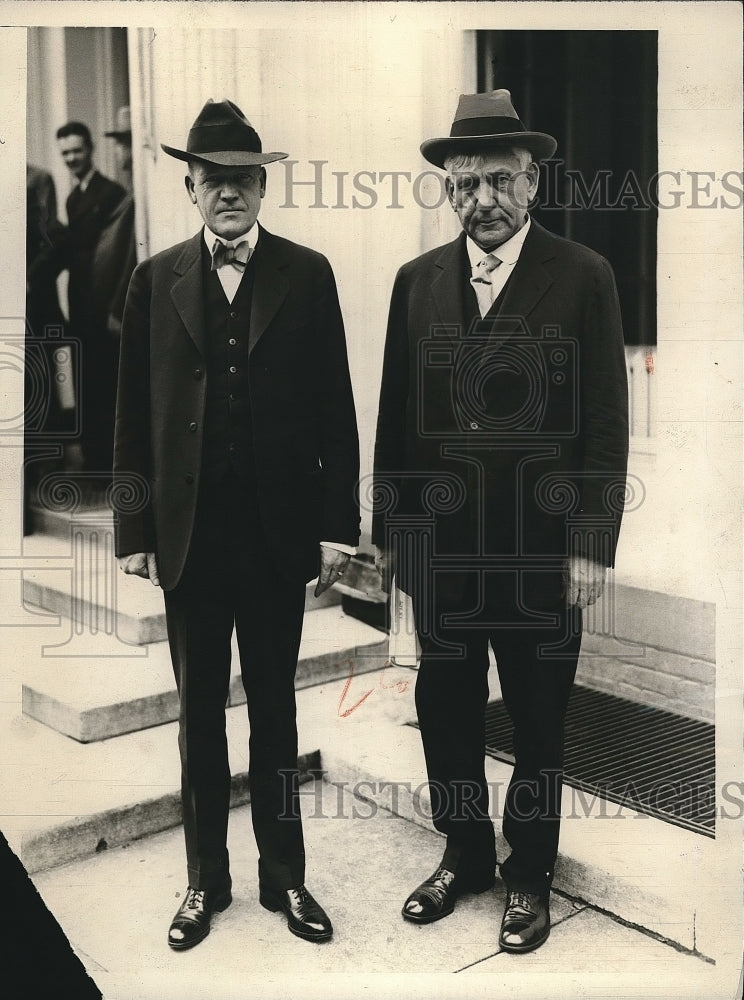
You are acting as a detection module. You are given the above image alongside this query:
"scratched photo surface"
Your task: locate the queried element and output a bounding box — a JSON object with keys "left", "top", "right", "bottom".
{"left": 2, "top": 3, "right": 742, "bottom": 999}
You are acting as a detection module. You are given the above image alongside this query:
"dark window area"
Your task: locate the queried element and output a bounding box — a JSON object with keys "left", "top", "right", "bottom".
{"left": 478, "top": 30, "right": 658, "bottom": 346}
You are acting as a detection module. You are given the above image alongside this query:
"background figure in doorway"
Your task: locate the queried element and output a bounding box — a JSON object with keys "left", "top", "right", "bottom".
{"left": 90, "top": 106, "right": 138, "bottom": 342}
{"left": 25, "top": 165, "right": 69, "bottom": 533}
{"left": 56, "top": 119, "right": 126, "bottom": 479}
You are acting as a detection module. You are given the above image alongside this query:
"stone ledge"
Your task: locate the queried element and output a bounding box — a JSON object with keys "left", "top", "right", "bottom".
{"left": 22, "top": 607, "right": 388, "bottom": 742}
{"left": 21, "top": 751, "right": 320, "bottom": 875}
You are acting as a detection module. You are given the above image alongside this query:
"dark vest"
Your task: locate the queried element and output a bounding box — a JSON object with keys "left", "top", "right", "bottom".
{"left": 200, "top": 242, "right": 258, "bottom": 484}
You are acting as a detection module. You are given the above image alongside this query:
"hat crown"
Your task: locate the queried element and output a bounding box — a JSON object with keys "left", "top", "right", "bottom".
{"left": 453, "top": 89, "right": 519, "bottom": 124}
{"left": 187, "top": 98, "right": 262, "bottom": 155}
{"left": 105, "top": 105, "right": 131, "bottom": 137}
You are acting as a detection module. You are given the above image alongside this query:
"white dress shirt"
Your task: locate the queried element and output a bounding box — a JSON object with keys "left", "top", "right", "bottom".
{"left": 77, "top": 168, "right": 96, "bottom": 193}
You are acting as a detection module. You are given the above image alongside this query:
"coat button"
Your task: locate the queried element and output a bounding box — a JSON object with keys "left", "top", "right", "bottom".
{"left": 229, "top": 365, "right": 237, "bottom": 374}
{"left": 229, "top": 338, "right": 237, "bottom": 346}
{"left": 188, "top": 421, "right": 197, "bottom": 432}
{"left": 193, "top": 369, "right": 203, "bottom": 380}
{"left": 470, "top": 421, "right": 479, "bottom": 430}
{"left": 185, "top": 474, "right": 194, "bottom": 484}
{"left": 228, "top": 443, "right": 237, "bottom": 454}
{"left": 230, "top": 311, "right": 238, "bottom": 319}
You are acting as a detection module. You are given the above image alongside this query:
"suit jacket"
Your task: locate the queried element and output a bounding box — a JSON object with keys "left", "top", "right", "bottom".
{"left": 65, "top": 171, "right": 126, "bottom": 328}
{"left": 114, "top": 224, "right": 360, "bottom": 591}
{"left": 89, "top": 193, "right": 136, "bottom": 336}
{"left": 372, "top": 220, "right": 629, "bottom": 605}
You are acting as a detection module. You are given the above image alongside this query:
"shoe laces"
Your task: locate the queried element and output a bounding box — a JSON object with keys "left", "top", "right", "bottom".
{"left": 288, "top": 885, "right": 311, "bottom": 906}
{"left": 184, "top": 887, "right": 206, "bottom": 909}
{"left": 507, "top": 891, "right": 537, "bottom": 916}
{"left": 432, "top": 867, "right": 456, "bottom": 887}
{"left": 411, "top": 867, "right": 455, "bottom": 907}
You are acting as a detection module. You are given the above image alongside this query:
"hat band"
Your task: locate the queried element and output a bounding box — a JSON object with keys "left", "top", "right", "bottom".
{"left": 449, "top": 116, "right": 526, "bottom": 139}
{"left": 187, "top": 122, "right": 262, "bottom": 155}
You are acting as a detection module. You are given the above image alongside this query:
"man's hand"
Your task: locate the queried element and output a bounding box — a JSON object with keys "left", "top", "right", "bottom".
{"left": 564, "top": 555, "right": 606, "bottom": 608}
{"left": 315, "top": 546, "right": 350, "bottom": 597}
{"left": 118, "top": 552, "right": 160, "bottom": 587}
{"left": 374, "top": 545, "right": 396, "bottom": 595}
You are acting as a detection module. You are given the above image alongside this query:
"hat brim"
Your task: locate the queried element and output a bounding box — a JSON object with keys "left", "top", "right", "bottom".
{"left": 420, "top": 131, "right": 557, "bottom": 168}
{"left": 161, "top": 144, "right": 288, "bottom": 166}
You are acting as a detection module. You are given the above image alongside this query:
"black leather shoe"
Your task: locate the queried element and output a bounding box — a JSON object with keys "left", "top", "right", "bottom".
{"left": 499, "top": 890, "right": 550, "bottom": 953}
{"left": 259, "top": 884, "right": 333, "bottom": 942}
{"left": 402, "top": 865, "right": 495, "bottom": 924}
{"left": 167, "top": 880, "right": 232, "bottom": 951}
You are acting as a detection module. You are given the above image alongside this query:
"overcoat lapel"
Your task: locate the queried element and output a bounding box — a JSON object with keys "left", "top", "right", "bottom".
{"left": 249, "top": 225, "right": 290, "bottom": 355}
{"left": 170, "top": 232, "right": 206, "bottom": 355}
{"left": 429, "top": 233, "right": 471, "bottom": 344}
{"left": 489, "top": 220, "right": 556, "bottom": 336}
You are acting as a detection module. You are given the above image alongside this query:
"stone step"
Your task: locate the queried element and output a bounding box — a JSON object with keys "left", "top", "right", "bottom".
{"left": 2, "top": 694, "right": 321, "bottom": 875}
{"left": 29, "top": 500, "right": 113, "bottom": 541}
{"left": 22, "top": 605, "right": 388, "bottom": 742}
{"left": 20, "top": 534, "right": 344, "bottom": 648}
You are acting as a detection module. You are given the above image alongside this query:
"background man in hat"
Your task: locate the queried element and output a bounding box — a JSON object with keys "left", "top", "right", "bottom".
{"left": 56, "top": 120, "right": 127, "bottom": 476}
{"left": 373, "top": 90, "right": 628, "bottom": 953}
{"left": 114, "top": 99, "right": 360, "bottom": 950}
{"left": 91, "top": 106, "right": 137, "bottom": 340}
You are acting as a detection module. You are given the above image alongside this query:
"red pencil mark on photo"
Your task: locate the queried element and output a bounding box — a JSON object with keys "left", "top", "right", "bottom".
{"left": 337, "top": 660, "right": 375, "bottom": 718}
{"left": 337, "top": 660, "right": 411, "bottom": 718}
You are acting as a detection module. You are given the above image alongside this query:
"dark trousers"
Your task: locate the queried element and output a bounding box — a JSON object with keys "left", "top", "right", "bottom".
{"left": 413, "top": 577, "right": 582, "bottom": 895}
{"left": 75, "top": 321, "right": 118, "bottom": 475}
{"left": 163, "top": 472, "right": 307, "bottom": 891}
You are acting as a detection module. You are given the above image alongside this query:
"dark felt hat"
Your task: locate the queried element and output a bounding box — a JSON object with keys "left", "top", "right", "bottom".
{"left": 420, "top": 89, "right": 557, "bottom": 168}
{"left": 161, "top": 98, "right": 287, "bottom": 166}
{"left": 104, "top": 105, "right": 131, "bottom": 139}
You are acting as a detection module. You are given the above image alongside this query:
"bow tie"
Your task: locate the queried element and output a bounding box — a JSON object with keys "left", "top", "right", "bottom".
{"left": 211, "top": 239, "right": 252, "bottom": 271}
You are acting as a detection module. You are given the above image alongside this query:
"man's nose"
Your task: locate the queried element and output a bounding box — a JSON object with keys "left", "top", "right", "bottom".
{"left": 475, "top": 181, "right": 497, "bottom": 208}
{"left": 219, "top": 185, "right": 240, "bottom": 201}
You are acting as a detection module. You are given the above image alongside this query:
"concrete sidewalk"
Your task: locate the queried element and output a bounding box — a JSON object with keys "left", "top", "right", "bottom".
{"left": 30, "top": 779, "right": 725, "bottom": 1000}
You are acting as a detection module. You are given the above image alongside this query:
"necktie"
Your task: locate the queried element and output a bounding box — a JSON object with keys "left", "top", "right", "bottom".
{"left": 211, "top": 239, "right": 252, "bottom": 272}
{"left": 470, "top": 253, "right": 501, "bottom": 318}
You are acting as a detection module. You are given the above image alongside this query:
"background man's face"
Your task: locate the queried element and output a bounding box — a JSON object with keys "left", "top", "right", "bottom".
{"left": 114, "top": 138, "right": 132, "bottom": 174}
{"left": 446, "top": 150, "right": 539, "bottom": 250}
{"left": 186, "top": 162, "right": 266, "bottom": 241}
{"left": 58, "top": 134, "right": 93, "bottom": 179}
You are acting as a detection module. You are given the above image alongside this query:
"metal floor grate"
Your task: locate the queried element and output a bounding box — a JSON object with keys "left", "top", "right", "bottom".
{"left": 484, "top": 685, "right": 715, "bottom": 837}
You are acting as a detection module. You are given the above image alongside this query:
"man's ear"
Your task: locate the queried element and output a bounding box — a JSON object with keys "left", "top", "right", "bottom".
{"left": 526, "top": 161, "right": 540, "bottom": 201}
{"left": 445, "top": 176, "right": 456, "bottom": 211}
{"left": 184, "top": 174, "right": 197, "bottom": 205}
{"left": 259, "top": 166, "right": 267, "bottom": 199}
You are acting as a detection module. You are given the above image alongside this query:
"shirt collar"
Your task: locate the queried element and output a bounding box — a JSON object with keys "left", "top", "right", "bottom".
{"left": 77, "top": 168, "right": 96, "bottom": 192}
{"left": 203, "top": 223, "right": 259, "bottom": 255}
{"left": 466, "top": 215, "right": 531, "bottom": 269}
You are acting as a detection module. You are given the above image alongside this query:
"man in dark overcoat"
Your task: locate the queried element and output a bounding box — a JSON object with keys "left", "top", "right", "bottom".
{"left": 373, "top": 90, "right": 628, "bottom": 953}
{"left": 57, "top": 121, "right": 126, "bottom": 474}
{"left": 114, "top": 99, "right": 360, "bottom": 950}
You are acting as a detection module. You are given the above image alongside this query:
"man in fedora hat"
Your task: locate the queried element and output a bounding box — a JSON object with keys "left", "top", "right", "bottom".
{"left": 92, "top": 106, "right": 137, "bottom": 339}
{"left": 373, "top": 90, "right": 628, "bottom": 952}
{"left": 114, "top": 98, "right": 360, "bottom": 949}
